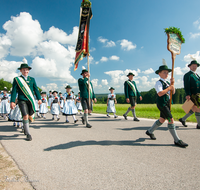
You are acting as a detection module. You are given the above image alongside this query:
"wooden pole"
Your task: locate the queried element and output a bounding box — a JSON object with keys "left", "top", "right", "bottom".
{"left": 87, "top": 54, "right": 91, "bottom": 108}
{"left": 170, "top": 52, "right": 176, "bottom": 110}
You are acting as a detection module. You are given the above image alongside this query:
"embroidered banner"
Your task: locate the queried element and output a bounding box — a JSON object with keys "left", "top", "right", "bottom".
{"left": 74, "top": 5, "right": 92, "bottom": 71}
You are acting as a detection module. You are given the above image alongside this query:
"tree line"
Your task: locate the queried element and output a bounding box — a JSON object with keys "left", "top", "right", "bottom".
{"left": 96, "top": 88, "right": 186, "bottom": 104}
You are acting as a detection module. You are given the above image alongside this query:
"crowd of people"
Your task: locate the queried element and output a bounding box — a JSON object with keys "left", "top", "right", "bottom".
{"left": 0, "top": 58, "right": 199, "bottom": 148}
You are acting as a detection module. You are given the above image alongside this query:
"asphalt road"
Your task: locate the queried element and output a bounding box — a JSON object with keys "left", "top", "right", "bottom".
{"left": 0, "top": 113, "right": 199, "bottom": 190}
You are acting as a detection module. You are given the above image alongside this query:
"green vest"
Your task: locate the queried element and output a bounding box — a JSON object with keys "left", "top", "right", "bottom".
{"left": 156, "top": 80, "right": 170, "bottom": 107}
{"left": 184, "top": 71, "right": 200, "bottom": 96}
{"left": 11, "top": 75, "right": 41, "bottom": 103}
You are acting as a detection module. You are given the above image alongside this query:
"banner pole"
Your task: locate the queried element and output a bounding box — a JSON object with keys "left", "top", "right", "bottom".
{"left": 87, "top": 54, "right": 91, "bottom": 108}
{"left": 170, "top": 52, "right": 175, "bottom": 110}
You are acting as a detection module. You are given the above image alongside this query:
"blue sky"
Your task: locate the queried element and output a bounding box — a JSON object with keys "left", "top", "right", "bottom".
{"left": 0, "top": 0, "right": 200, "bottom": 94}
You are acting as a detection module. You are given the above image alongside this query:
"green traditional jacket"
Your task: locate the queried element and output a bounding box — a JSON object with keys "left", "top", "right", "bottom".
{"left": 11, "top": 75, "right": 41, "bottom": 103}
{"left": 184, "top": 71, "right": 200, "bottom": 96}
{"left": 124, "top": 80, "right": 141, "bottom": 99}
{"left": 78, "top": 77, "right": 96, "bottom": 99}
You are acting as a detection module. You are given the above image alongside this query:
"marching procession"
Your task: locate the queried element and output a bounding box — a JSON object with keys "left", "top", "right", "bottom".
{"left": 0, "top": 57, "right": 199, "bottom": 149}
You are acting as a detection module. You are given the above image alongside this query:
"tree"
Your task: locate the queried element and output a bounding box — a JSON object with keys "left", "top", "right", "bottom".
{"left": 0, "top": 78, "right": 12, "bottom": 91}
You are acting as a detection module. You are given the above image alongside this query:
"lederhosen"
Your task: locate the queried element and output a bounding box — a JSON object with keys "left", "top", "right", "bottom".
{"left": 156, "top": 80, "right": 172, "bottom": 121}
{"left": 81, "top": 98, "right": 92, "bottom": 111}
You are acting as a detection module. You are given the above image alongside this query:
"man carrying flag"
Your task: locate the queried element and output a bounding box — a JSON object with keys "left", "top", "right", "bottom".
{"left": 78, "top": 67, "right": 97, "bottom": 128}
{"left": 123, "top": 72, "right": 142, "bottom": 121}
{"left": 10, "top": 58, "right": 42, "bottom": 141}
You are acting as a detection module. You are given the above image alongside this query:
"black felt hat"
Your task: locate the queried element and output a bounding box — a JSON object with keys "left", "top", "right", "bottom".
{"left": 188, "top": 60, "right": 200, "bottom": 67}
{"left": 80, "top": 69, "right": 88, "bottom": 75}
{"left": 18, "top": 63, "right": 32, "bottom": 70}
{"left": 109, "top": 87, "right": 115, "bottom": 90}
{"left": 65, "top": 85, "right": 72, "bottom": 89}
{"left": 127, "top": 72, "right": 135, "bottom": 77}
{"left": 155, "top": 65, "right": 172, "bottom": 74}
{"left": 52, "top": 90, "right": 58, "bottom": 94}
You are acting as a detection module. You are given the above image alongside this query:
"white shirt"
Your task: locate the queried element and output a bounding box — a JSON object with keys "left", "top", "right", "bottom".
{"left": 155, "top": 78, "right": 170, "bottom": 96}
{"left": 22, "top": 74, "right": 28, "bottom": 80}
{"left": 108, "top": 93, "right": 116, "bottom": 99}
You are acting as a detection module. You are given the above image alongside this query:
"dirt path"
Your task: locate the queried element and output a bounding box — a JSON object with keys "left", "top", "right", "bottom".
{"left": 0, "top": 143, "right": 34, "bottom": 190}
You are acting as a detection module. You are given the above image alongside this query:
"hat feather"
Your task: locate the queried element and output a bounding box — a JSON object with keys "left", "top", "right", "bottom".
{"left": 82, "top": 66, "right": 86, "bottom": 70}
{"left": 23, "top": 58, "right": 28, "bottom": 64}
{"left": 162, "top": 59, "right": 167, "bottom": 66}
{"left": 190, "top": 55, "right": 196, "bottom": 61}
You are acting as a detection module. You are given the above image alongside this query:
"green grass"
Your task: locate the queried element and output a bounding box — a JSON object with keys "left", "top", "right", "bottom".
{"left": 93, "top": 104, "right": 196, "bottom": 123}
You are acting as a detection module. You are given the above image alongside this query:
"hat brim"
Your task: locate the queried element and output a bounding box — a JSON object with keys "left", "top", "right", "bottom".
{"left": 80, "top": 70, "right": 88, "bottom": 75}
{"left": 127, "top": 74, "right": 135, "bottom": 77}
{"left": 52, "top": 91, "right": 58, "bottom": 94}
{"left": 188, "top": 63, "right": 200, "bottom": 67}
{"left": 18, "top": 66, "right": 32, "bottom": 70}
{"left": 155, "top": 69, "right": 172, "bottom": 74}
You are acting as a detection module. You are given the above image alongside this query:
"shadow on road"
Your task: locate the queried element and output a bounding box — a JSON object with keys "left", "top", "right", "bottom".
{"left": 0, "top": 124, "right": 25, "bottom": 140}
{"left": 44, "top": 138, "right": 173, "bottom": 151}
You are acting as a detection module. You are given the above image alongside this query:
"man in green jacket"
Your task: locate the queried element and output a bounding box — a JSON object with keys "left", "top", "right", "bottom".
{"left": 179, "top": 60, "right": 200, "bottom": 129}
{"left": 123, "top": 72, "right": 142, "bottom": 121}
{"left": 10, "top": 58, "right": 42, "bottom": 141}
{"left": 78, "top": 68, "right": 97, "bottom": 128}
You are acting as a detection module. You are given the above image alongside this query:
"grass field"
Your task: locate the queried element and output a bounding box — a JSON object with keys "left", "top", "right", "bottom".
{"left": 92, "top": 104, "right": 196, "bottom": 123}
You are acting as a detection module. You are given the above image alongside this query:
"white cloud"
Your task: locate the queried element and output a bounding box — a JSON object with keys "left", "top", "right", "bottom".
{"left": 95, "top": 61, "right": 99, "bottom": 64}
{"left": 90, "top": 47, "right": 96, "bottom": 52}
{"left": 193, "top": 18, "right": 200, "bottom": 29}
{"left": 174, "top": 67, "right": 183, "bottom": 75}
{"left": 100, "top": 55, "right": 120, "bottom": 62}
{"left": 184, "top": 51, "right": 200, "bottom": 65}
{"left": 3, "top": 12, "right": 43, "bottom": 56}
{"left": 190, "top": 18, "right": 200, "bottom": 39}
{"left": 45, "top": 83, "right": 58, "bottom": 91}
{"left": 102, "top": 79, "right": 108, "bottom": 85}
{"left": 0, "top": 12, "right": 79, "bottom": 84}
{"left": 119, "top": 39, "right": 136, "bottom": 51}
{"left": 0, "top": 35, "right": 11, "bottom": 59}
{"left": 0, "top": 60, "right": 20, "bottom": 82}
{"left": 104, "top": 70, "right": 125, "bottom": 84}
{"left": 98, "top": 36, "right": 116, "bottom": 47}
{"left": 100, "top": 56, "right": 108, "bottom": 62}
{"left": 140, "top": 76, "right": 150, "bottom": 86}
{"left": 44, "top": 26, "right": 78, "bottom": 45}
{"left": 31, "top": 41, "right": 77, "bottom": 83}
{"left": 105, "top": 40, "right": 116, "bottom": 47}
{"left": 91, "top": 79, "right": 102, "bottom": 89}
{"left": 98, "top": 36, "right": 107, "bottom": 43}
{"left": 110, "top": 55, "right": 120, "bottom": 61}
{"left": 142, "top": 68, "right": 154, "bottom": 74}
{"left": 190, "top": 32, "right": 200, "bottom": 39}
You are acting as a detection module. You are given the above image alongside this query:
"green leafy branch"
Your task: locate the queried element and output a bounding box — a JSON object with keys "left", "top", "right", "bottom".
{"left": 81, "top": 0, "right": 91, "bottom": 7}
{"left": 164, "top": 27, "right": 185, "bottom": 43}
